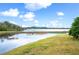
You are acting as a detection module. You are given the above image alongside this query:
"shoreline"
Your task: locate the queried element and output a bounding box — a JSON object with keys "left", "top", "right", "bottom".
{"left": 0, "top": 33, "right": 57, "bottom": 54}
{"left": 5, "top": 34, "right": 79, "bottom": 55}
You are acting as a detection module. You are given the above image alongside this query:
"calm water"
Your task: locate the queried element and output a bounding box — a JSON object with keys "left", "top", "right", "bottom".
{"left": 0, "top": 29, "right": 69, "bottom": 54}
{"left": 0, "top": 32, "right": 56, "bottom": 54}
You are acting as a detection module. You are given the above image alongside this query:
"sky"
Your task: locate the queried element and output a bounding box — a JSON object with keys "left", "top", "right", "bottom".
{"left": 0, "top": 3, "right": 79, "bottom": 28}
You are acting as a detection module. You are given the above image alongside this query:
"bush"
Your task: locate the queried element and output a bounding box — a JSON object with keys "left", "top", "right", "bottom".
{"left": 69, "top": 17, "right": 79, "bottom": 39}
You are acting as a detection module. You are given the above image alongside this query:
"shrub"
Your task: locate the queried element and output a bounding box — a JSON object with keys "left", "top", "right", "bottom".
{"left": 69, "top": 17, "right": 79, "bottom": 39}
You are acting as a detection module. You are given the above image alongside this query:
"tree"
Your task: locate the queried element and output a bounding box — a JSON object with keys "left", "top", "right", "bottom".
{"left": 69, "top": 17, "right": 79, "bottom": 39}
{"left": 0, "top": 21, "right": 23, "bottom": 31}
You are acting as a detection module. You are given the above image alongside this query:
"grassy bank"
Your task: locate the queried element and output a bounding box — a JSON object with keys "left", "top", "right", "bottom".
{"left": 5, "top": 34, "right": 79, "bottom": 55}
{"left": 0, "top": 31, "right": 22, "bottom": 35}
{"left": 0, "top": 31, "right": 21, "bottom": 34}
{"left": 0, "top": 31, "right": 23, "bottom": 38}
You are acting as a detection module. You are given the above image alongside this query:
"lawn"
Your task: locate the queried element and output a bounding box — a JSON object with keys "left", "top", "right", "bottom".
{"left": 5, "top": 34, "right": 79, "bottom": 55}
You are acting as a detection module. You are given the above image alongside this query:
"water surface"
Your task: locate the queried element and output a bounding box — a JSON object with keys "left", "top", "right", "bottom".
{"left": 0, "top": 28, "right": 69, "bottom": 54}
{"left": 0, "top": 33, "right": 56, "bottom": 54}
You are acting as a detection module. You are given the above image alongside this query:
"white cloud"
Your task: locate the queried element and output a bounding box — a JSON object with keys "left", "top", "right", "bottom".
{"left": 34, "top": 20, "right": 39, "bottom": 23}
{"left": 24, "top": 12, "right": 35, "bottom": 19}
{"left": 34, "top": 23, "right": 39, "bottom": 26}
{"left": 34, "top": 20, "right": 39, "bottom": 26}
{"left": 25, "top": 1, "right": 52, "bottom": 11}
{"left": 23, "top": 18, "right": 34, "bottom": 21}
{"left": 19, "top": 15, "right": 23, "bottom": 18}
{"left": 20, "top": 12, "right": 39, "bottom": 27}
{"left": 0, "top": 8, "right": 19, "bottom": 17}
{"left": 21, "top": 25, "right": 29, "bottom": 27}
{"left": 50, "top": 20, "right": 63, "bottom": 28}
{"left": 57, "top": 12, "right": 64, "bottom": 16}
{"left": 20, "top": 12, "right": 35, "bottom": 21}
{"left": 9, "top": 21, "right": 17, "bottom": 25}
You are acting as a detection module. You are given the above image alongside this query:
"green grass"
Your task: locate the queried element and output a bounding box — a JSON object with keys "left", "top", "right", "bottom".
{"left": 0, "top": 31, "right": 17, "bottom": 35}
{"left": 5, "top": 34, "right": 79, "bottom": 55}
{"left": 0, "top": 31, "right": 21, "bottom": 34}
{"left": 0, "top": 31, "right": 22, "bottom": 36}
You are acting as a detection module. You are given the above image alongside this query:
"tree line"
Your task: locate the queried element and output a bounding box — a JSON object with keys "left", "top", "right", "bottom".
{"left": 0, "top": 21, "right": 23, "bottom": 31}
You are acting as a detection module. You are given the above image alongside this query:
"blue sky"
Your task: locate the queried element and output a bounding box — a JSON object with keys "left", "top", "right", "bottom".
{"left": 0, "top": 3, "right": 79, "bottom": 28}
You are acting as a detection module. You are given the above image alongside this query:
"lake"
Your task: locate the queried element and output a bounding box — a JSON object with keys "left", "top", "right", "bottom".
{"left": 0, "top": 29, "right": 69, "bottom": 54}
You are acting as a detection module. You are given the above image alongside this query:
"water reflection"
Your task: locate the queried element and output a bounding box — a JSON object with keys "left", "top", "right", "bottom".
{"left": 0, "top": 32, "right": 56, "bottom": 54}
{"left": 0, "top": 33, "right": 43, "bottom": 43}
{"left": 0, "top": 33, "right": 17, "bottom": 43}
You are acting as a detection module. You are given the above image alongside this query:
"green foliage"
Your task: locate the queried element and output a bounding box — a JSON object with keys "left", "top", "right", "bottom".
{"left": 69, "top": 17, "right": 79, "bottom": 39}
{"left": 0, "top": 21, "right": 23, "bottom": 31}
